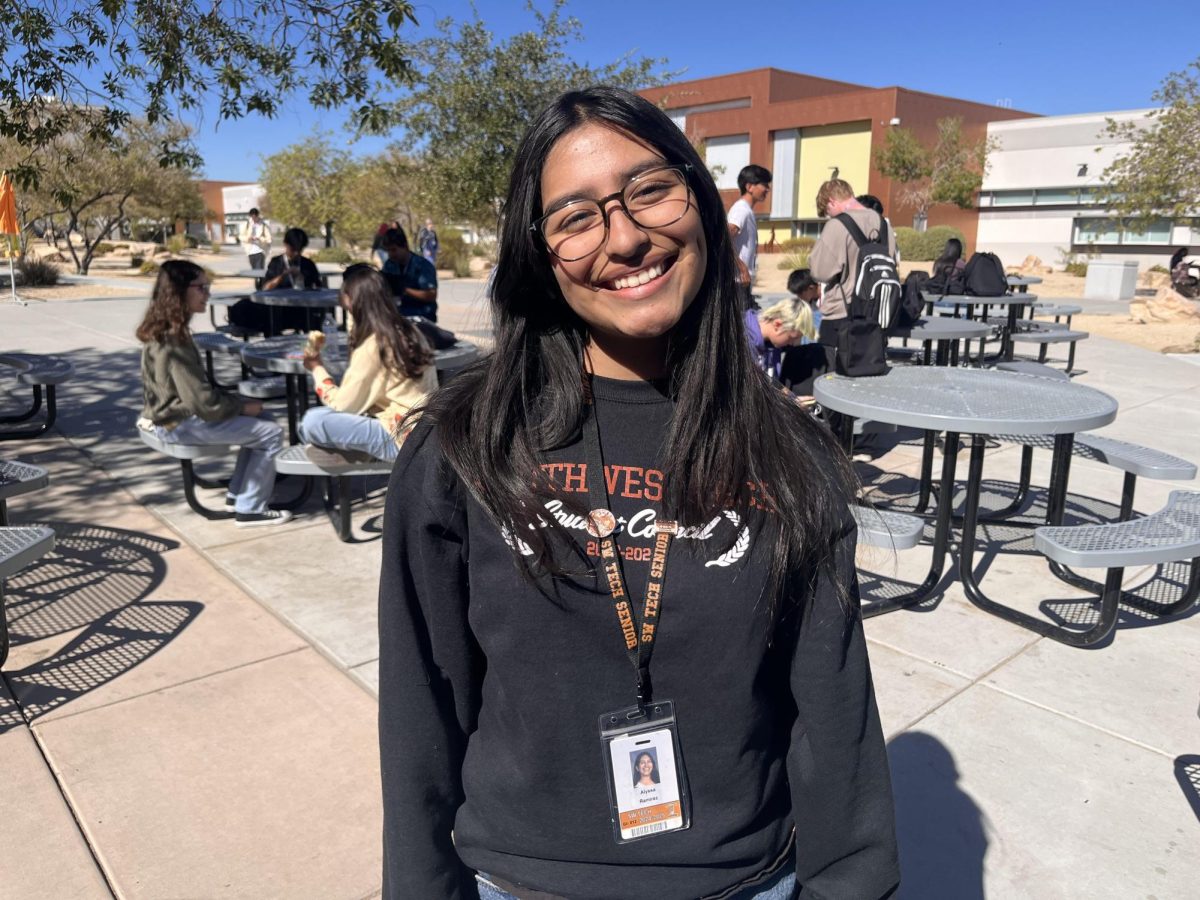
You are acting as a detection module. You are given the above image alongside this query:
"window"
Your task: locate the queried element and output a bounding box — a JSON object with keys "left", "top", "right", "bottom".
{"left": 991, "top": 190, "right": 1034, "bottom": 206}
{"left": 704, "top": 134, "right": 750, "bottom": 191}
{"left": 1073, "top": 217, "right": 1173, "bottom": 246}
{"left": 1034, "top": 189, "right": 1078, "bottom": 205}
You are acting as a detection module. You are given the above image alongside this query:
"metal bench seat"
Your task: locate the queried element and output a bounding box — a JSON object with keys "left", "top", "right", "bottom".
{"left": 1036, "top": 490, "right": 1200, "bottom": 569}
{"left": 275, "top": 445, "right": 391, "bottom": 542}
{"left": 1, "top": 525, "right": 56, "bottom": 667}
{"left": 994, "top": 361, "right": 1069, "bottom": 380}
{"left": 1032, "top": 303, "right": 1082, "bottom": 320}
{"left": 0, "top": 459, "right": 49, "bottom": 525}
{"left": 852, "top": 505, "right": 925, "bottom": 551}
{"left": 989, "top": 431, "right": 1195, "bottom": 524}
{"left": 137, "top": 426, "right": 311, "bottom": 519}
{"left": 193, "top": 332, "right": 246, "bottom": 357}
{"left": 1009, "top": 327, "right": 1087, "bottom": 344}
{"left": 1027, "top": 491, "right": 1200, "bottom": 646}
{"left": 237, "top": 376, "right": 288, "bottom": 400}
{"left": 0, "top": 352, "right": 73, "bottom": 440}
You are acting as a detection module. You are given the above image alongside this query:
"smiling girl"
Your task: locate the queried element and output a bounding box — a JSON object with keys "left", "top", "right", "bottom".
{"left": 378, "top": 87, "right": 898, "bottom": 900}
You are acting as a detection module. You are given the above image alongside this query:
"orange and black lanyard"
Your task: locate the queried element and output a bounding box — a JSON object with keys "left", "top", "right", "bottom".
{"left": 582, "top": 379, "right": 676, "bottom": 712}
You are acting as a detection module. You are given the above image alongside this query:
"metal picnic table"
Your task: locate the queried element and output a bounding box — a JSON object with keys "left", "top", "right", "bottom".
{"left": 814, "top": 366, "right": 1118, "bottom": 618}
{"left": 925, "top": 292, "right": 1040, "bottom": 362}
{"left": 890, "top": 316, "right": 992, "bottom": 367}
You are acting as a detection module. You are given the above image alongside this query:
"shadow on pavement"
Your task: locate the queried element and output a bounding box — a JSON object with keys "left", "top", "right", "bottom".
{"left": 888, "top": 731, "right": 988, "bottom": 900}
{"left": 0, "top": 521, "right": 198, "bottom": 733}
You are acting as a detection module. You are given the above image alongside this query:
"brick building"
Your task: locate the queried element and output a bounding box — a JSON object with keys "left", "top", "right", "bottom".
{"left": 640, "top": 68, "right": 1034, "bottom": 252}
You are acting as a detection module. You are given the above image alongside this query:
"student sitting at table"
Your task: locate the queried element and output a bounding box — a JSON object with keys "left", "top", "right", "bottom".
{"left": 299, "top": 264, "right": 438, "bottom": 464}
{"left": 379, "top": 225, "right": 439, "bottom": 321}
{"left": 136, "top": 260, "right": 291, "bottom": 527}
{"left": 227, "top": 227, "right": 323, "bottom": 336}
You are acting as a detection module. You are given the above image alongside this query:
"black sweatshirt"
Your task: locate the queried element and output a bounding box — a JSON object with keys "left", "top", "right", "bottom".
{"left": 378, "top": 376, "right": 898, "bottom": 900}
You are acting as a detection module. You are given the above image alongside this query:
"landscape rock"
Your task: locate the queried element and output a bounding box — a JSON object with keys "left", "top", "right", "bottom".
{"left": 1016, "top": 254, "right": 1053, "bottom": 275}
{"left": 1129, "top": 287, "right": 1200, "bottom": 323}
{"left": 1138, "top": 270, "right": 1172, "bottom": 290}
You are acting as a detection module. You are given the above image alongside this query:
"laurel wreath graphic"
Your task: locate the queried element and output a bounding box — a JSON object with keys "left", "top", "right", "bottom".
{"left": 705, "top": 511, "right": 750, "bottom": 567}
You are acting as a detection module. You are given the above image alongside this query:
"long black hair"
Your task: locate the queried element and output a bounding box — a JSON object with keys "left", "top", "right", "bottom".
{"left": 340, "top": 264, "right": 433, "bottom": 379}
{"left": 422, "top": 85, "right": 857, "bottom": 608}
{"left": 933, "top": 238, "right": 964, "bottom": 277}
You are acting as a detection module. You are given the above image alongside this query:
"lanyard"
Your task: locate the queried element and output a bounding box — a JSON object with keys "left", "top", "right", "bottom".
{"left": 582, "top": 377, "right": 676, "bottom": 711}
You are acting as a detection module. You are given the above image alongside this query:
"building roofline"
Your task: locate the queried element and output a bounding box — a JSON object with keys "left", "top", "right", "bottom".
{"left": 890, "top": 86, "right": 1039, "bottom": 117}
{"left": 645, "top": 66, "right": 872, "bottom": 97}
{"left": 986, "top": 107, "right": 1158, "bottom": 129}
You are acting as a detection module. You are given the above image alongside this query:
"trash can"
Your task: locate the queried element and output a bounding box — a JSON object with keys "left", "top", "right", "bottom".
{"left": 1084, "top": 260, "right": 1139, "bottom": 300}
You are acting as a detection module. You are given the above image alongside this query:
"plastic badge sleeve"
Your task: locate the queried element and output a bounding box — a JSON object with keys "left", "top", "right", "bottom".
{"left": 599, "top": 700, "right": 691, "bottom": 843}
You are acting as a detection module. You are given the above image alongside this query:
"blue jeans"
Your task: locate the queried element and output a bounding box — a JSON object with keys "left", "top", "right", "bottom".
{"left": 298, "top": 406, "right": 399, "bottom": 462}
{"left": 474, "top": 865, "right": 796, "bottom": 900}
{"left": 157, "top": 414, "right": 283, "bottom": 514}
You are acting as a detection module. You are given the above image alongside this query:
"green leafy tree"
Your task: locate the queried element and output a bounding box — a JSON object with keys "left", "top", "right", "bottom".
{"left": 393, "top": 0, "right": 672, "bottom": 229}
{"left": 4, "top": 119, "right": 204, "bottom": 273}
{"left": 337, "top": 150, "right": 425, "bottom": 246}
{"left": 1102, "top": 56, "right": 1200, "bottom": 227}
{"left": 259, "top": 134, "right": 350, "bottom": 237}
{"left": 0, "top": 0, "right": 418, "bottom": 188}
{"left": 875, "top": 117, "right": 993, "bottom": 227}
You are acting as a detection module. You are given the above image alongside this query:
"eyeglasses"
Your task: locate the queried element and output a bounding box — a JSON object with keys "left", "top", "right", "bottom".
{"left": 531, "top": 164, "right": 694, "bottom": 262}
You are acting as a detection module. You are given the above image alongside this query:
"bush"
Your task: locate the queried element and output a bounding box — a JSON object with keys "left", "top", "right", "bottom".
{"left": 313, "top": 246, "right": 353, "bottom": 264}
{"left": 94, "top": 242, "right": 118, "bottom": 255}
{"left": 437, "top": 233, "right": 470, "bottom": 276}
{"left": 894, "top": 225, "right": 966, "bottom": 262}
{"left": 165, "top": 234, "right": 188, "bottom": 255}
{"left": 778, "top": 236, "right": 816, "bottom": 253}
{"left": 139, "top": 259, "right": 160, "bottom": 275}
{"left": 16, "top": 256, "right": 60, "bottom": 286}
{"left": 1148, "top": 264, "right": 1169, "bottom": 274}
{"left": 209, "top": 240, "right": 224, "bottom": 254}
{"left": 776, "top": 250, "right": 811, "bottom": 271}
{"left": 1064, "top": 261, "right": 1088, "bottom": 278}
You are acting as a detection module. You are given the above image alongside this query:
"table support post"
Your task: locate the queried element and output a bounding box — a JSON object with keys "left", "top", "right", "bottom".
{"left": 862, "top": 430, "right": 958, "bottom": 617}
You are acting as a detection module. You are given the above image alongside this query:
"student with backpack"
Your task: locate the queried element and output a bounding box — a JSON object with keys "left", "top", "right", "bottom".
{"left": 809, "top": 179, "right": 898, "bottom": 377}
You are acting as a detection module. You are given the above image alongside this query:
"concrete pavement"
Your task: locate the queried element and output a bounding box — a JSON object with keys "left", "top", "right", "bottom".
{"left": 2, "top": 283, "right": 1198, "bottom": 897}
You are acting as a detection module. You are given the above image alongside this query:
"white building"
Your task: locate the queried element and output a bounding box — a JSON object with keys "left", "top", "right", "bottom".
{"left": 976, "top": 110, "right": 1197, "bottom": 269}
{"left": 220, "top": 183, "right": 271, "bottom": 243}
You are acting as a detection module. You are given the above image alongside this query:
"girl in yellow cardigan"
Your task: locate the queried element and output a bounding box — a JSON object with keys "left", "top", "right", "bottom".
{"left": 300, "top": 264, "right": 437, "bottom": 464}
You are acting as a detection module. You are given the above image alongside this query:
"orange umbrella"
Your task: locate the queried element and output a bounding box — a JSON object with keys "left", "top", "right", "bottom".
{"left": 1, "top": 172, "right": 19, "bottom": 302}
{"left": 0, "top": 173, "right": 17, "bottom": 235}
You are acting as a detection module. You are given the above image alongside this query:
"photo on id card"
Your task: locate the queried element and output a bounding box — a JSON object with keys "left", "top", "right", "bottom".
{"left": 608, "top": 727, "right": 684, "bottom": 841}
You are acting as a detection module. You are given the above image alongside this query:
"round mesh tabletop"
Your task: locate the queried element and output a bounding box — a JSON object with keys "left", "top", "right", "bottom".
{"left": 250, "top": 288, "right": 341, "bottom": 308}
{"left": 892, "top": 317, "right": 991, "bottom": 341}
{"left": 239, "top": 334, "right": 478, "bottom": 375}
{"left": 927, "top": 294, "right": 1036, "bottom": 307}
{"left": 813, "top": 367, "right": 1117, "bottom": 435}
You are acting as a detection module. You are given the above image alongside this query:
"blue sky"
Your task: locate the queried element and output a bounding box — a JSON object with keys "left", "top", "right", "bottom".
{"left": 192, "top": 0, "right": 1195, "bottom": 181}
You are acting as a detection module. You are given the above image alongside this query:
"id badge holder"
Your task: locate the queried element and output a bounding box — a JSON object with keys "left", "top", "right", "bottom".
{"left": 599, "top": 700, "right": 691, "bottom": 843}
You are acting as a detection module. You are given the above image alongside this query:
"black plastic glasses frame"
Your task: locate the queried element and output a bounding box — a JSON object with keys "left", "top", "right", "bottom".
{"left": 530, "top": 163, "right": 694, "bottom": 262}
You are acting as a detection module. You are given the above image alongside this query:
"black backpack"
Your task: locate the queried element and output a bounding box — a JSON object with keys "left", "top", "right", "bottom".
{"left": 925, "top": 263, "right": 965, "bottom": 297}
{"left": 893, "top": 270, "right": 929, "bottom": 331}
{"left": 835, "top": 213, "right": 902, "bottom": 327}
{"left": 962, "top": 252, "right": 1009, "bottom": 296}
{"left": 832, "top": 214, "right": 897, "bottom": 376}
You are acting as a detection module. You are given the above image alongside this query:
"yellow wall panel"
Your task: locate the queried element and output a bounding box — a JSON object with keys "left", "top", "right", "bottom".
{"left": 795, "top": 122, "right": 872, "bottom": 220}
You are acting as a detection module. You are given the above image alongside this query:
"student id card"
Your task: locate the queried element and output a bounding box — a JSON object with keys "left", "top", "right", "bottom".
{"left": 599, "top": 701, "right": 690, "bottom": 843}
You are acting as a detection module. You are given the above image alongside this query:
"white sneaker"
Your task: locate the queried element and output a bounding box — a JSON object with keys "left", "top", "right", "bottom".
{"left": 235, "top": 509, "right": 293, "bottom": 528}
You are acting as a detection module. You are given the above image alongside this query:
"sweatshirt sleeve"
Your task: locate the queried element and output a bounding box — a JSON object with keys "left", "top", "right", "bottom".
{"left": 170, "top": 343, "right": 241, "bottom": 422}
{"left": 786, "top": 521, "right": 900, "bottom": 899}
{"left": 378, "top": 423, "right": 482, "bottom": 899}
{"left": 313, "top": 341, "right": 379, "bottom": 414}
{"left": 808, "top": 220, "right": 847, "bottom": 286}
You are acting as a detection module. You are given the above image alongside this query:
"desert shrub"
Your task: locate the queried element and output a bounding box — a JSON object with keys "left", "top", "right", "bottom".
{"left": 1064, "top": 261, "right": 1088, "bottom": 278}
{"left": 1148, "top": 264, "right": 1169, "bottom": 274}
{"left": 16, "top": 256, "right": 60, "bottom": 286}
{"left": 313, "top": 246, "right": 353, "bottom": 264}
{"left": 165, "top": 234, "right": 188, "bottom": 254}
{"left": 779, "top": 236, "right": 816, "bottom": 253}
{"left": 94, "top": 242, "right": 117, "bottom": 255}
{"left": 139, "top": 259, "right": 160, "bottom": 275}
{"left": 209, "top": 240, "right": 224, "bottom": 253}
{"left": 776, "top": 250, "right": 811, "bottom": 270}
{"left": 894, "top": 225, "right": 966, "bottom": 262}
